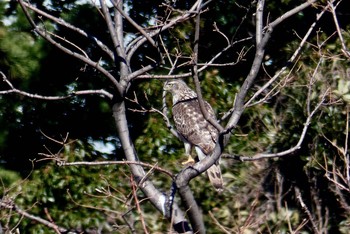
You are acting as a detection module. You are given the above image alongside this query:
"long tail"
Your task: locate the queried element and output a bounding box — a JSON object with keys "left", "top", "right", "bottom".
{"left": 207, "top": 164, "right": 223, "bottom": 193}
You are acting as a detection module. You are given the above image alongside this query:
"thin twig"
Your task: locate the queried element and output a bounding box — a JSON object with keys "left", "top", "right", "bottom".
{"left": 135, "top": 36, "right": 252, "bottom": 80}
{"left": 0, "top": 199, "right": 69, "bottom": 233}
{"left": 112, "top": 1, "right": 156, "bottom": 48}
{"left": 245, "top": 3, "right": 328, "bottom": 108}
{"left": 226, "top": 88, "right": 329, "bottom": 161}
{"left": 192, "top": 2, "right": 224, "bottom": 132}
{"left": 21, "top": 1, "right": 114, "bottom": 59}
{"left": 130, "top": 176, "right": 149, "bottom": 234}
{"left": 18, "top": 0, "right": 123, "bottom": 95}
{"left": 1, "top": 71, "right": 113, "bottom": 100}
{"left": 125, "top": 0, "right": 201, "bottom": 61}
{"left": 208, "top": 211, "right": 231, "bottom": 234}
{"left": 295, "top": 187, "right": 319, "bottom": 233}
{"left": 328, "top": 0, "right": 350, "bottom": 59}
{"left": 60, "top": 160, "right": 173, "bottom": 178}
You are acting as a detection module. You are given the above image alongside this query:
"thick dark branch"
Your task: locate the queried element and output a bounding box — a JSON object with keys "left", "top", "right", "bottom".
{"left": 175, "top": 177, "right": 204, "bottom": 233}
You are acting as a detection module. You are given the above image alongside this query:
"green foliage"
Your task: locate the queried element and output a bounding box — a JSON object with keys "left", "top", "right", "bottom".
{"left": 1, "top": 0, "right": 350, "bottom": 233}
{"left": 0, "top": 28, "right": 45, "bottom": 80}
{"left": 0, "top": 167, "right": 21, "bottom": 197}
{"left": 1, "top": 141, "right": 136, "bottom": 233}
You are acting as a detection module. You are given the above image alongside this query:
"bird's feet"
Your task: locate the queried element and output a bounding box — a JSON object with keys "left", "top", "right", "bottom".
{"left": 181, "top": 154, "right": 195, "bottom": 165}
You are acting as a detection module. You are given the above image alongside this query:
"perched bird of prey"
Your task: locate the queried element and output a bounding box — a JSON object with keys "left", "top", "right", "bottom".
{"left": 164, "top": 79, "right": 223, "bottom": 191}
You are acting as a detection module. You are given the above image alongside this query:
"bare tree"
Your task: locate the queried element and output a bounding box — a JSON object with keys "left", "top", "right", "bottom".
{"left": 1, "top": 0, "right": 349, "bottom": 233}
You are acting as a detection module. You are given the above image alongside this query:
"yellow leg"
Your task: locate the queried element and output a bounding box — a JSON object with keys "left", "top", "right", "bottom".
{"left": 182, "top": 154, "right": 195, "bottom": 165}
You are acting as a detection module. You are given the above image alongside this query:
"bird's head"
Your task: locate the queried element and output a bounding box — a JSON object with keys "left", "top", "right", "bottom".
{"left": 163, "top": 79, "right": 197, "bottom": 104}
{"left": 163, "top": 79, "right": 186, "bottom": 93}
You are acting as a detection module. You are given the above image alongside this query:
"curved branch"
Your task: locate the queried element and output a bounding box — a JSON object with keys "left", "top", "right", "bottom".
{"left": 192, "top": 2, "right": 224, "bottom": 134}
{"left": 241, "top": 88, "right": 329, "bottom": 161}
{"left": 0, "top": 199, "right": 68, "bottom": 233}
{"left": 113, "top": 101, "right": 192, "bottom": 233}
{"left": 126, "top": 0, "right": 201, "bottom": 62}
{"left": 20, "top": 1, "right": 114, "bottom": 60}
{"left": 0, "top": 72, "right": 113, "bottom": 100}
{"left": 175, "top": 0, "right": 321, "bottom": 206}
{"left": 99, "top": 0, "right": 124, "bottom": 60}
{"left": 245, "top": 4, "right": 328, "bottom": 108}
{"left": 328, "top": 0, "right": 350, "bottom": 59}
{"left": 18, "top": 0, "right": 123, "bottom": 96}
{"left": 134, "top": 36, "right": 252, "bottom": 81}
{"left": 226, "top": 0, "right": 317, "bottom": 131}
{"left": 112, "top": 1, "right": 156, "bottom": 48}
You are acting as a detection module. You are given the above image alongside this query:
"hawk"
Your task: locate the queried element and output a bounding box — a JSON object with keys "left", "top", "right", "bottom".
{"left": 164, "top": 79, "right": 223, "bottom": 191}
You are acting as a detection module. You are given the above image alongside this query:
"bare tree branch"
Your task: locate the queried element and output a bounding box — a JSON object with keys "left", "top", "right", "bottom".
{"left": 174, "top": 1, "right": 321, "bottom": 201}
{"left": 0, "top": 71, "right": 113, "bottom": 100}
{"left": 227, "top": 0, "right": 317, "bottom": 131}
{"left": 113, "top": 102, "right": 191, "bottom": 233}
{"left": 99, "top": 0, "right": 125, "bottom": 63}
{"left": 295, "top": 187, "right": 319, "bottom": 233}
{"left": 245, "top": 1, "right": 331, "bottom": 108}
{"left": 125, "top": 0, "right": 201, "bottom": 62}
{"left": 228, "top": 88, "right": 328, "bottom": 161}
{"left": 192, "top": 1, "right": 224, "bottom": 134}
{"left": 112, "top": 1, "right": 157, "bottom": 48}
{"left": 59, "top": 160, "right": 173, "bottom": 178}
{"left": 328, "top": 0, "right": 350, "bottom": 59}
{"left": 20, "top": 1, "right": 114, "bottom": 60}
{"left": 135, "top": 36, "right": 252, "bottom": 80}
{"left": 0, "top": 199, "right": 69, "bottom": 233}
{"left": 17, "top": 0, "right": 123, "bottom": 96}
{"left": 255, "top": 0, "right": 265, "bottom": 45}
